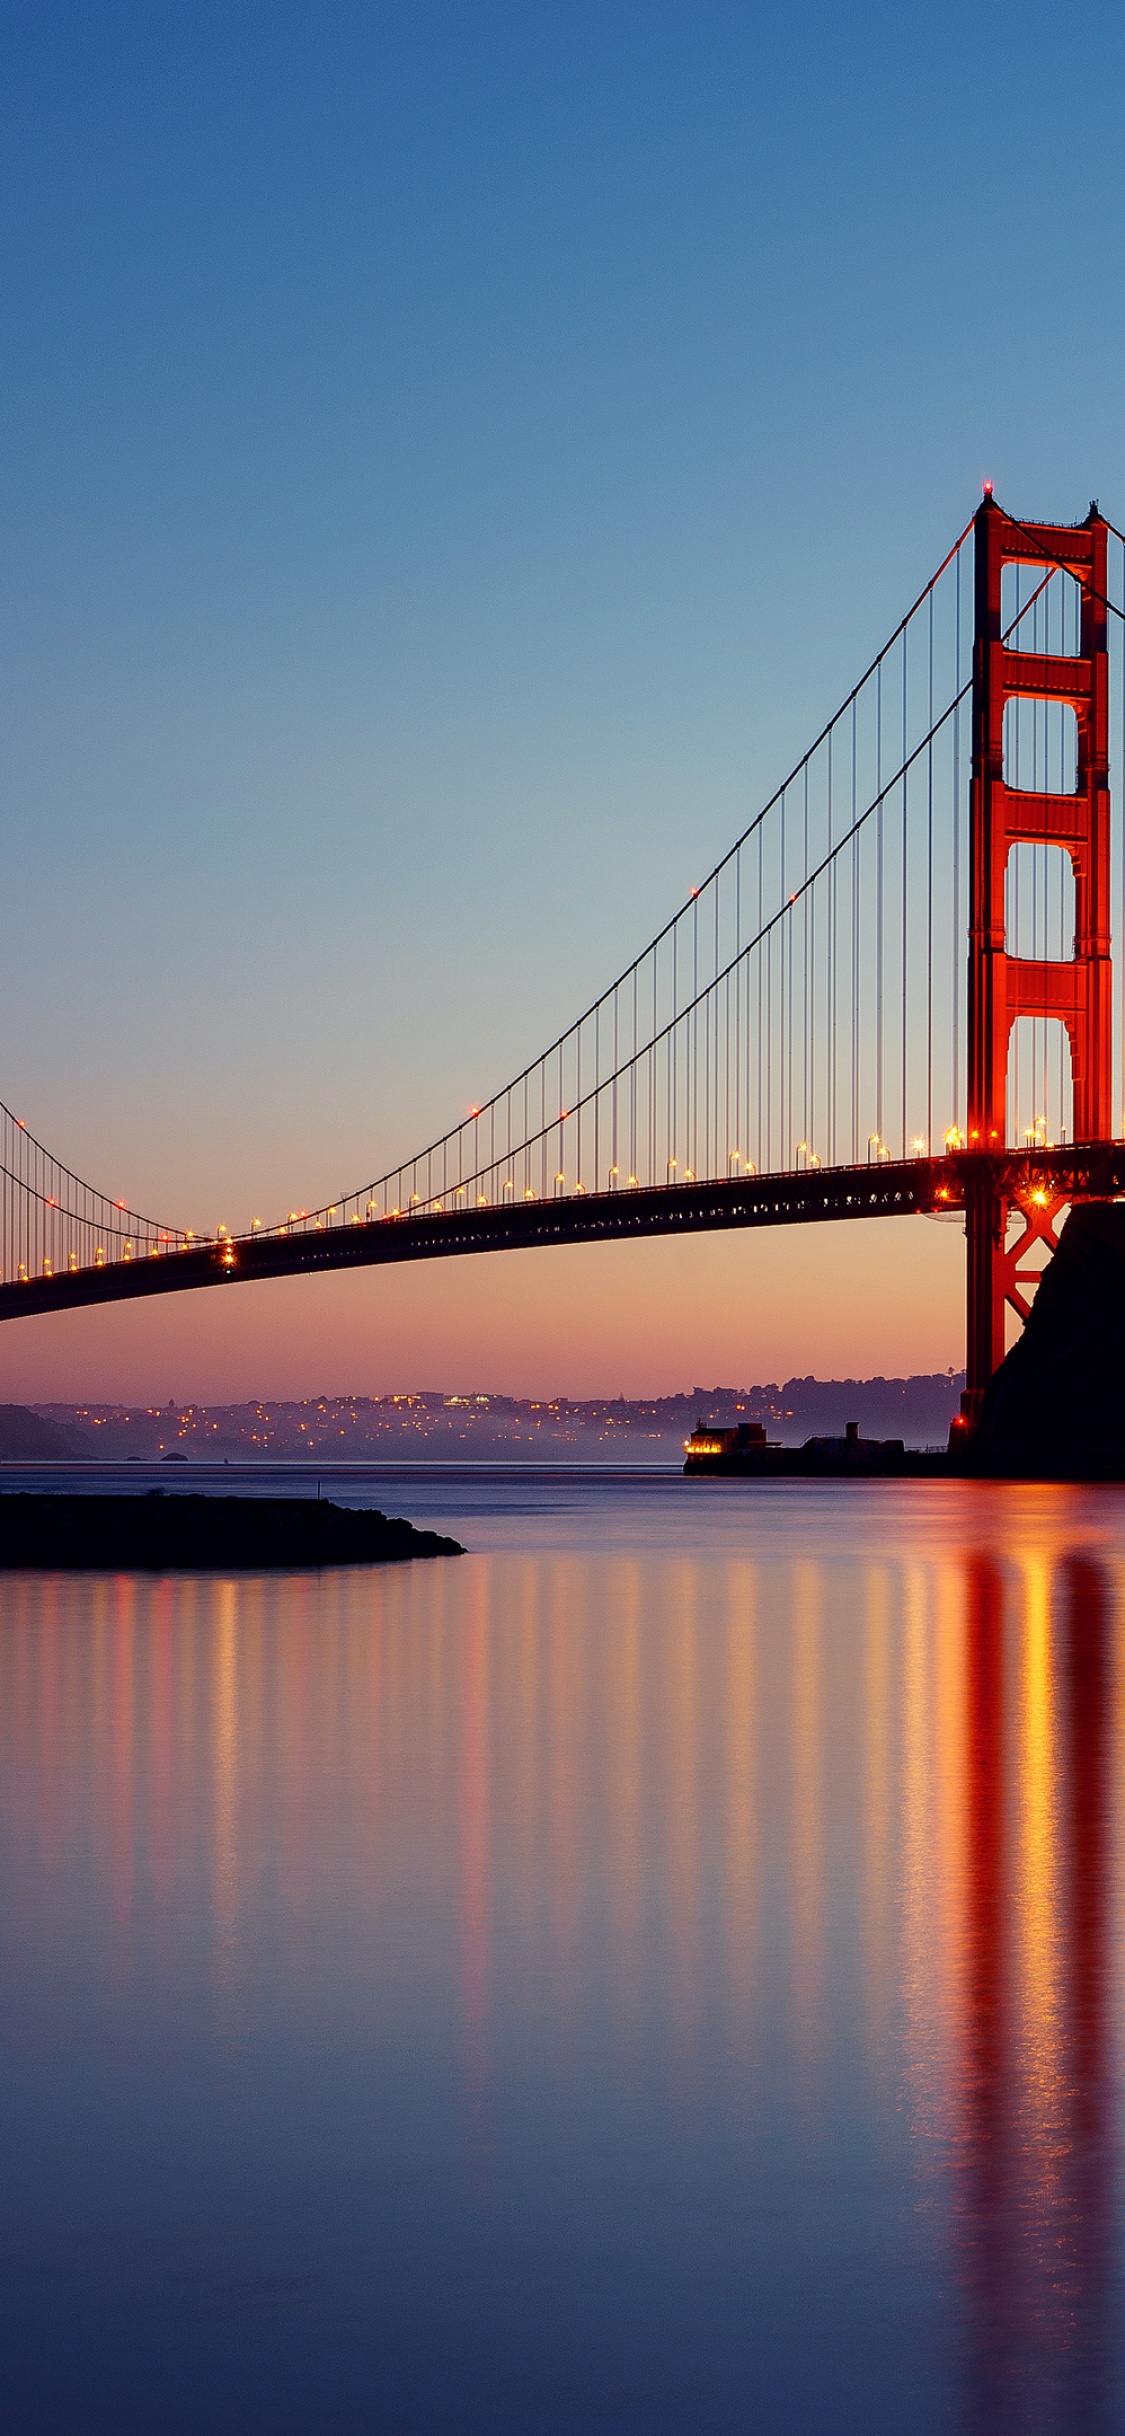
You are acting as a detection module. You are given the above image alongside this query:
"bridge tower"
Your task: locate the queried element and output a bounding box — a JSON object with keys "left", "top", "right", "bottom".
{"left": 963, "top": 495, "right": 1111, "bottom": 1422}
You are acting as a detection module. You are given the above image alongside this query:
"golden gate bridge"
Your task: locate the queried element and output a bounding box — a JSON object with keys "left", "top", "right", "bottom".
{"left": 4, "top": 493, "right": 1125, "bottom": 1429}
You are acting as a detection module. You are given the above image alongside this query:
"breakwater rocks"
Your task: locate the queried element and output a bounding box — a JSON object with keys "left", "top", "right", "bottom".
{"left": 0, "top": 1493, "right": 465, "bottom": 1570}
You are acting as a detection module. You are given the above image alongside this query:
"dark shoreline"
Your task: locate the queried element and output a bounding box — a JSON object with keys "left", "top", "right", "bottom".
{"left": 684, "top": 1452, "right": 1125, "bottom": 1483}
{"left": 0, "top": 1493, "right": 465, "bottom": 1570}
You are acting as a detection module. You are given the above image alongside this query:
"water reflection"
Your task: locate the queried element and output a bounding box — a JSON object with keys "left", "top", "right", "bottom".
{"left": 0, "top": 1495, "right": 1120, "bottom": 2432}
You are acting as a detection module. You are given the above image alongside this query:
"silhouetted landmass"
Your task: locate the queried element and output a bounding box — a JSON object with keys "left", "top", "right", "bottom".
{"left": 0, "top": 1494, "right": 464, "bottom": 1569}
{"left": 975, "top": 1204, "right": 1125, "bottom": 1477}
{"left": 0, "top": 1405, "right": 88, "bottom": 1460}
{"left": 34, "top": 1373, "right": 965, "bottom": 1460}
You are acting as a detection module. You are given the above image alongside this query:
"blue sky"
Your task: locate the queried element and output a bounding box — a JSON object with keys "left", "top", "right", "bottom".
{"left": 1, "top": 0, "right": 1122, "bottom": 1396}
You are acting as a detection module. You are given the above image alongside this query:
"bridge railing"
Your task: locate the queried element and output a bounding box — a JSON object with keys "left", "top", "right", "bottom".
{"left": 0, "top": 1099, "right": 190, "bottom": 1285}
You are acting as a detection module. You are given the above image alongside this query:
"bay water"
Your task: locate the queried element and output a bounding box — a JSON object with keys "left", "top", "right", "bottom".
{"left": 1, "top": 1467, "right": 1123, "bottom": 2432}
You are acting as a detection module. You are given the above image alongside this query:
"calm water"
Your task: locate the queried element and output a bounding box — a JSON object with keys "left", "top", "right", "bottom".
{"left": 2, "top": 1467, "right": 1124, "bottom": 2433}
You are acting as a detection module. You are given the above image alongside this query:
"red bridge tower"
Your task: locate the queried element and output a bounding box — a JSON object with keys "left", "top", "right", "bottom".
{"left": 964, "top": 495, "right": 1111, "bottom": 1421}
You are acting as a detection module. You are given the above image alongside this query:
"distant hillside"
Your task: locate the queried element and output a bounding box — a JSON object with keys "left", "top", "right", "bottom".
{"left": 0, "top": 1404, "right": 87, "bottom": 1460}
{"left": 37, "top": 1375, "right": 965, "bottom": 1459}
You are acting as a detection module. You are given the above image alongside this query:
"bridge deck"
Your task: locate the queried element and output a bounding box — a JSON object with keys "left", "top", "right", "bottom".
{"left": 0, "top": 1146, "right": 1120, "bottom": 1325}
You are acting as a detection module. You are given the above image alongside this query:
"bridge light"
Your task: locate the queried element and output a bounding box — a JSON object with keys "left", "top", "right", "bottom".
{"left": 43, "top": 1257, "right": 51, "bottom": 1276}
{"left": 911, "top": 1136, "right": 925, "bottom": 1153}
{"left": 1030, "top": 1187, "right": 1049, "bottom": 1207}
{"left": 45, "top": 1195, "right": 57, "bottom": 1207}
{"left": 94, "top": 1248, "right": 104, "bottom": 1266}
{"left": 628, "top": 1174, "right": 639, "bottom": 1188}
{"left": 468, "top": 1106, "right": 481, "bottom": 1119}
{"left": 524, "top": 1187, "right": 535, "bottom": 1199}
{"left": 69, "top": 1252, "right": 78, "bottom": 1270}
{"left": 944, "top": 1126, "right": 965, "bottom": 1149}
{"left": 559, "top": 1109, "right": 569, "bottom": 1121}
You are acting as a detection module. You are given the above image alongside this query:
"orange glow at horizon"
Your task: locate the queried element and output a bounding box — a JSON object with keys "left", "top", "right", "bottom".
{"left": 0, "top": 1215, "right": 966, "bottom": 1402}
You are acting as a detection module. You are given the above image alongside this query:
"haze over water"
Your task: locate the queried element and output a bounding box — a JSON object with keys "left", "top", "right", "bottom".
{"left": 1, "top": 1470, "right": 1123, "bottom": 2432}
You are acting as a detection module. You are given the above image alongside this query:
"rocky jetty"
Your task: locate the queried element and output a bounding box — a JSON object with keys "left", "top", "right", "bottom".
{"left": 974, "top": 1201, "right": 1125, "bottom": 1476}
{"left": 0, "top": 1493, "right": 464, "bottom": 1570}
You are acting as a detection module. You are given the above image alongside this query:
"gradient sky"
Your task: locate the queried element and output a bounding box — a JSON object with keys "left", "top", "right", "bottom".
{"left": 2, "top": 0, "right": 1123, "bottom": 1400}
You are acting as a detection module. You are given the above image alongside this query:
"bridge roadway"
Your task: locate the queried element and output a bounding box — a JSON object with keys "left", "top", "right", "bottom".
{"left": 1, "top": 1144, "right": 1123, "bottom": 1325}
